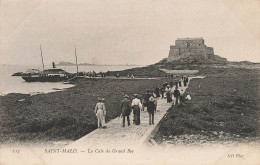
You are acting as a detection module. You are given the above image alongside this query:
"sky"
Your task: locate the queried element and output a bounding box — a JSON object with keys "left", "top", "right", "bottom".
{"left": 0, "top": 0, "right": 260, "bottom": 65}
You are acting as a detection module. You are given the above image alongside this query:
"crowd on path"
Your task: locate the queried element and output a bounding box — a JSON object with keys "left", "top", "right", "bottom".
{"left": 162, "top": 76, "right": 191, "bottom": 105}
{"left": 94, "top": 76, "right": 191, "bottom": 128}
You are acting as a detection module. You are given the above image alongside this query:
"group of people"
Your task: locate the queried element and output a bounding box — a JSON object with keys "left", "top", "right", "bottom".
{"left": 127, "top": 73, "right": 135, "bottom": 78}
{"left": 94, "top": 89, "right": 158, "bottom": 128}
{"left": 115, "top": 73, "right": 135, "bottom": 78}
{"left": 119, "top": 90, "right": 158, "bottom": 127}
{"left": 160, "top": 76, "right": 190, "bottom": 105}
{"left": 78, "top": 71, "right": 107, "bottom": 77}
{"left": 94, "top": 76, "right": 190, "bottom": 128}
{"left": 84, "top": 71, "right": 98, "bottom": 77}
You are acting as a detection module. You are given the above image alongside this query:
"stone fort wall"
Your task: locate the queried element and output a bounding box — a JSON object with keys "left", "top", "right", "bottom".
{"left": 168, "top": 38, "right": 214, "bottom": 61}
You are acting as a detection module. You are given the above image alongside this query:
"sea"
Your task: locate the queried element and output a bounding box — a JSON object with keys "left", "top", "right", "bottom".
{"left": 0, "top": 65, "right": 142, "bottom": 96}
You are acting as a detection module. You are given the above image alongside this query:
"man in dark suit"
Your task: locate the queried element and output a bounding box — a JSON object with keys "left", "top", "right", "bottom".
{"left": 120, "top": 94, "right": 132, "bottom": 127}
{"left": 173, "top": 86, "right": 181, "bottom": 105}
{"left": 147, "top": 96, "right": 156, "bottom": 125}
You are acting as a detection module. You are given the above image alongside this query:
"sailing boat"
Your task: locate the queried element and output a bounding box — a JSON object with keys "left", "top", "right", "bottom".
{"left": 21, "top": 46, "right": 71, "bottom": 82}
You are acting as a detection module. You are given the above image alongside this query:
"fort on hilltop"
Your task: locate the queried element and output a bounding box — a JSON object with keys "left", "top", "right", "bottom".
{"left": 167, "top": 37, "right": 215, "bottom": 62}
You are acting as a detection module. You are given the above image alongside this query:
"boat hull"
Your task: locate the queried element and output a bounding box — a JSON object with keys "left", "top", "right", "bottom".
{"left": 22, "top": 76, "right": 68, "bottom": 82}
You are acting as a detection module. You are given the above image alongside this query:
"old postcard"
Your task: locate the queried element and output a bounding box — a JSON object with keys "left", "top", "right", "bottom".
{"left": 0, "top": 0, "right": 259, "bottom": 164}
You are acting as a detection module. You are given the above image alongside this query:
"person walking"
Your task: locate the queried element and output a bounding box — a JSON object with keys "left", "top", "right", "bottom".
{"left": 179, "top": 80, "right": 182, "bottom": 87}
{"left": 155, "top": 86, "right": 160, "bottom": 97}
{"left": 147, "top": 96, "right": 156, "bottom": 125}
{"left": 131, "top": 94, "right": 142, "bottom": 125}
{"left": 163, "top": 82, "right": 168, "bottom": 88}
{"left": 160, "top": 86, "right": 165, "bottom": 99}
{"left": 120, "top": 94, "right": 132, "bottom": 127}
{"left": 173, "top": 86, "right": 181, "bottom": 105}
{"left": 165, "top": 85, "right": 172, "bottom": 103}
{"left": 184, "top": 76, "right": 189, "bottom": 86}
{"left": 183, "top": 77, "right": 187, "bottom": 87}
{"left": 179, "top": 88, "right": 185, "bottom": 103}
{"left": 151, "top": 89, "right": 157, "bottom": 112}
{"left": 95, "top": 97, "right": 106, "bottom": 128}
{"left": 143, "top": 89, "right": 151, "bottom": 111}
{"left": 175, "top": 82, "right": 178, "bottom": 88}
{"left": 151, "top": 89, "right": 157, "bottom": 98}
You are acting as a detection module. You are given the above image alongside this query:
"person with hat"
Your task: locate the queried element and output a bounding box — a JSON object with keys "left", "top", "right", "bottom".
{"left": 131, "top": 94, "right": 142, "bottom": 125}
{"left": 163, "top": 82, "right": 168, "bottom": 88}
{"left": 120, "top": 94, "right": 132, "bottom": 127}
{"left": 94, "top": 97, "right": 106, "bottom": 128}
{"left": 147, "top": 96, "right": 156, "bottom": 125}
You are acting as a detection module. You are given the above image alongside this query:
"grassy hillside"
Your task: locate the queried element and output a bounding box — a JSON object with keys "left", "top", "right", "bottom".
{"left": 155, "top": 68, "right": 260, "bottom": 143}
{"left": 105, "top": 65, "right": 166, "bottom": 77}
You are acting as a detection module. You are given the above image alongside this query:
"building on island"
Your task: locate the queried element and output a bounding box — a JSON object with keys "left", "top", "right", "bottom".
{"left": 167, "top": 37, "right": 215, "bottom": 62}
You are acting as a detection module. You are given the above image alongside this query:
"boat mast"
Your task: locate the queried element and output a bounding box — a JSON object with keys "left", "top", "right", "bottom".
{"left": 40, "top": 45, "right": 44, "bottom": 70}
{"left": 75, "top": 47, "right": 79, "bottom": 75}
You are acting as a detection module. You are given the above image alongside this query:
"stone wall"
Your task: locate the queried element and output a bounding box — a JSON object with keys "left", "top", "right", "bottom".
{"left": 175, "top": 38, "right": 204, "bottom": 47}
{"left": 168, "top": 38, "right": 215, "bottom": 61}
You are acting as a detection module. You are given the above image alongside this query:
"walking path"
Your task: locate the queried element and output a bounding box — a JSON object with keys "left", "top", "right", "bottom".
{"left": 67, "top": 97, "right": 171, "bottom": 149}
{"left": 0, "top": 76, "right": 207, "bottom": 165}
{"left": 66, "top": 77, "right": 198, "bottom": 149}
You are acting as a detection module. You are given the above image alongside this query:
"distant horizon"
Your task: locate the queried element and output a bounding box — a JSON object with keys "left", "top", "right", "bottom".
{"left": 0, "top": 62, "right": 145, "bottom": 66}
{"left": 1, "top": 0, "right": 260, "bottom": 65}
{"left": 56, "top": 61, "right": 140, "bottom": 66}
{"left": 1, "top": 58, "right": 260, "bottom": 66}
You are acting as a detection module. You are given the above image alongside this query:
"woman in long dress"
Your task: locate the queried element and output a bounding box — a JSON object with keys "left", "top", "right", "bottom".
{"left": 165, "top": 85, "right": 172, "bottom": 103}
{"left": 131, "top": 94, "right": 142, "bottom": 125}
{"left": 95, "top": 97, "right": 106, "bottom": 128}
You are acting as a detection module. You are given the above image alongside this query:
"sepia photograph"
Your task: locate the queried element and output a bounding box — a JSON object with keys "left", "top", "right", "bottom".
{"left": 0, "top": 0, "right": 260, "bottom": 164}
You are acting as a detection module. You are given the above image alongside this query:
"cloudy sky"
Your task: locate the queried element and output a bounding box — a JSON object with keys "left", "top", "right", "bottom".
{"left": 1, "top": 0, "right": 260, "bottom": 65}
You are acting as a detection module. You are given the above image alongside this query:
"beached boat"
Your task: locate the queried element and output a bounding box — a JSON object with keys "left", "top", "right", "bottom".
{"left": 21, "top": 67, "right": 71, "bottom": 82}
{"left": 21, "top": 45, "right": 74, "bottom": 82}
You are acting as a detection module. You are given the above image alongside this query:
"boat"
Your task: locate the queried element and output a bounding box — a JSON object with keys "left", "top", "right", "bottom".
{"left": 21, "top": 45, "right": 73, "bottom": 82}
{"left": 21, "top": 67, "right": 71, "bottom": 82}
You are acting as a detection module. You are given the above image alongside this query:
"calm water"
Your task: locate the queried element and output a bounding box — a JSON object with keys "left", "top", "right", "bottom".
{"left": 0, "top": 65, "right": 141, "bottom": 95}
